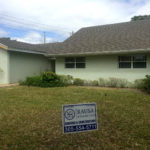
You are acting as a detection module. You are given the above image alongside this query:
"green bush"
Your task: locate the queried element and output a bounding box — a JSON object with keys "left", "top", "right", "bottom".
{"left": 142, "top": 75, "right": 150, "bottom": 93}
{"left": 98, "top": 78, "right": 107, "bottom": 87}
{"left": 20, "top": 71, "right": 66, "bottom": 87}
{"left": 41, "top": 71, "right": 64, "bottom": 87}
{"left": 84, "top": 80, "right": 99, "bottom": 86}
{"left": 107, "top": 78, "right": 119, "bottom": 87}
{"left": 134, "top": 75, "right": 150, "bottom": 93}
{"left": 73, "top": 78, "right": 84, "bottom": 86}
{"left": 59, "top": 75, "right": 73, "bottom": 86}
{"left": 20, "top": 76, "right": 42, "bottom": 86}
{"left": 98, "top": 77, "right": 131, "bottom": 88}
{"left": 134, "top": 79, "right": 145, "bottom": 89}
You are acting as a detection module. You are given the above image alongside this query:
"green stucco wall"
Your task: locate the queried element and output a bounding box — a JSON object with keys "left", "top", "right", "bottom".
{"left": 0, "top": 48, "right": 9, "bottom": 84}
{"left": 56, "top": 54, "right": 150, "bottom": 82}
{"left": 9, "top": 51, "right": 51, "bottom": 83}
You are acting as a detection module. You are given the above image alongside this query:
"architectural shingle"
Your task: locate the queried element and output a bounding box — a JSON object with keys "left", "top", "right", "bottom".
{"left": 0, "top": 19, "right": 150, "bottom": 55}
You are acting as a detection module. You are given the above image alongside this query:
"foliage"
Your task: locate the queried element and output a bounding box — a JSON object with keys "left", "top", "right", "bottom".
{"left": 134, "top": 75, "right": 150, "bottom": 93}
{"left": 41, "top": 71, "right": 64, "bottom": 87}
{"left": 20, "top": 71, "right": 66, "bottom": 87}
{"left": 59, "top": 75, "right": 74, "bottom": 86}
{"left": 84, "top": 80, "right": 99, "bottom": 86}
{"left": 131, "top": 15, "right": 150, "bottom": 21}
{"left": 20, "top": 76, "right": 42, "bottom": 86}
{"left": 73, "top": 78, "right": 84, "bottom": 86}
{"left": 98, "top": 78, "right": 107, "bottom": 87}
{"left": 134, "top": 79, "right": 145, "bottom": 89}
{"left": 98, "top": 77, "right": 131, "bottom": 88}
{"left": 107, "top": 77, "right": 119, "bottom": 87}
{"left": 0, "top": 86, "right": 150, "bottom": 149}
{"left": 142, "top": 75, "right": 150, "bottom": 93}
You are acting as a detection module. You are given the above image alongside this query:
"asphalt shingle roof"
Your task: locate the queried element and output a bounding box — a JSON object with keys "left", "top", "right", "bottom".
{"left": 0, "top": 19, "right": 150, "bottom": 55}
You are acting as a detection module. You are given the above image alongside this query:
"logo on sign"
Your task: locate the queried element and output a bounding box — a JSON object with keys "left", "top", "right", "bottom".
{"left": 64, "top": 109, "right": 75, "bottom": 120}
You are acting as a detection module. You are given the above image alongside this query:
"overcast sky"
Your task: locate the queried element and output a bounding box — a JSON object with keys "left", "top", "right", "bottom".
{"left": 0, "top": 0, "right": 150, "bottom": 44}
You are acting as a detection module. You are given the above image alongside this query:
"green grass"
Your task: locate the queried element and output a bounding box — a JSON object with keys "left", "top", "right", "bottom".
{"left": 0, "top": 86, "right": 150, "bottom": 150}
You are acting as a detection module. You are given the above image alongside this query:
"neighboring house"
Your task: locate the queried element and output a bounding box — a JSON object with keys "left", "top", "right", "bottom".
{"left": 0, "top": 19, "right": 150, "bottom": 84}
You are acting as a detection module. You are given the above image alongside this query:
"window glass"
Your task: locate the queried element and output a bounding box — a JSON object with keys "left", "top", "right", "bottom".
{"left": 133, "top": 55, "right": 146, "bottom": 68}
{"left": 133, "top": 55, "right": 146, "bottom": 61}
{"left": 119, "top": 56, "right": 131, "bottom": 62}
{"left": 76, "top": 57, "right": 85, "bottom": 62}
{"left": 133, "top": 62, "right": 146, "bottom": 68}
{"left": 65, "top": 57, "right": 85, "bottom": 68}
{"left": 65, "top": 63, "right": 75, "bottom": 68}
{"left": 65, "top": 57, "right": 75, "bottom": 63}
{"left": 118, "top": 55, "right": 147, "bottom": 69}
{"left": 119, "top": 62, "right": 131, "bottom": 68}
{"left": 119, "top": 56, "right": 131, "bottom": 68}
{"left": 76, "top": 63, "right": 85, "bottom": 68}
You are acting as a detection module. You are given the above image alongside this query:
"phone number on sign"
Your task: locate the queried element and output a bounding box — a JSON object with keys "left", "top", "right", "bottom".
{"left": 64, "top": 124, "right": 97, "bottom": 132}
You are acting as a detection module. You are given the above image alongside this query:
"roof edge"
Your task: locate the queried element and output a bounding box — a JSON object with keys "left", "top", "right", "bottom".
{"left": 46, "top": 48, "right": 150, "bottom": 57}
{"left": 8, "top": 47, "right": 46, "bottom": 55}
{"left": 0, "top": 43, "right": 8, "bottom": 50}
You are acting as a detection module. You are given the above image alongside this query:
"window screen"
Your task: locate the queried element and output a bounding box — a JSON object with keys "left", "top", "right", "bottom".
{"left": 119, "top": 56, "right": 131, "bottom": 68}
{"left": 65, "top": 57, "right": 86, "bottom": 68}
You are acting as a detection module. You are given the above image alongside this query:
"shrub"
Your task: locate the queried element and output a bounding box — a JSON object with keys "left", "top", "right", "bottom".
{"left": 59, "top": 75, "right": 74, "bottom": 86}
{"left": 98, "top": 77, "right": 131, "bottom": 88}
{"left": 73, "top": 78, "right": 84, "bottom": 86}
{"left": 134, "top": 75, "right": 150, "bottom": 93}
{"left": 41, "top": 71, "right": 64, "bottom": 87}
{"left": 20, "top": 76, "right": 42, "bottom": 86}
{"left": 98, "top": 78, "right": 107, "bottom": 87}
{"left": 107, "top": 78, "right": 119, "bottom": 87}
{"left": 134, "top": 79, "right": 145, "bottom": 89}
{"left": 20, "top": 71, "right": 66, "bottom": 87}
{"left": 117, "top": 79, "right": 130, "bottom": 88}
{"left": 91, "top": 80, "right": 99, "bottom": 86}
{"left": 142, "top": 75, "right": 150, "bottom": 93}
{"left": 84, "top": 80, "right": 99, "bottom": 86}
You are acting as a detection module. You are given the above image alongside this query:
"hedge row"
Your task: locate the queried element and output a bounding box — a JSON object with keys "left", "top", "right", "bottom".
{"left": 20, "top": 72, "right": 150, "bottom": 93}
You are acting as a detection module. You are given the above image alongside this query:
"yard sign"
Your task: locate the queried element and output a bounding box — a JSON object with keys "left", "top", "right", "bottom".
{"left": 62, "top": 103, "right": 98, "bottom": 133}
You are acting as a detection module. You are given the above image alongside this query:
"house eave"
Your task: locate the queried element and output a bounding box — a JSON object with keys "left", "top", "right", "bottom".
{"left": 46, "top": 48, "right": 150, "bottom": 57}
{"left": 8, "top": 48, "right": 46, "bottom": 55}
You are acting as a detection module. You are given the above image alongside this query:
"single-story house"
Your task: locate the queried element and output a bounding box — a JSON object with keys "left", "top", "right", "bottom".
{"left": 0, "top": 19, "right": 150, "bottom": 84}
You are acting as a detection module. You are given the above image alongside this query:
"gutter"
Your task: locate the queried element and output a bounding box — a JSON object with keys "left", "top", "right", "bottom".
{"left": 46, "top": 48, "right": 150, "bottom": 57}
{"left": 8, "top": 48, "right": 46, "bottom": 55}
{"left": 0, "top": 43, "right": 8, "bottom": 50}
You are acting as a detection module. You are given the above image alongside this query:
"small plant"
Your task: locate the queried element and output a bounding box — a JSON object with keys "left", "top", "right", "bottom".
{"left": 84, "top": 80, "right": 99, "bottom": 86}
{"left": 98, "top": 78, "right": 107, "bottom": 87}
{"left": 59, "top": 75, "right": 74, "bottom": 86}
{"left": 20, "top": 76, "right": 42, "bottom": 86}
{"left": 134, "top": 79, "right": 144, "bottom": 89}
{"left": 141, "top": 75, "right": 150, "bottom": 93}
{"left": 107, "top": 77, "right": 119, "bottom": 87}
{"left": 73, "top": 78, "right": 84, "bottom": 86}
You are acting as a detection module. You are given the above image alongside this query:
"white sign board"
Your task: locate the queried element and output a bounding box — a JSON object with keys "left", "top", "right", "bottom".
{"left": 62, "top": 103, "right": 98, "bottom": 133}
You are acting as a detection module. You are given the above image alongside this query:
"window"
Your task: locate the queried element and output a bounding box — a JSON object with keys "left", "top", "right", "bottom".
{"left": 119, "top": 56, "right": 131, "bottom": 68}
{"left": 133, "top": 55, "right": 146, "bottom": 68}
{"left": 65, "top": 58, "right": 75, "bottom": 68}
{"left": 118, "top": 55, "right": 147, "bottom": 69}
{"left": 65, "top": 57, "right": 86, "bottom": 68}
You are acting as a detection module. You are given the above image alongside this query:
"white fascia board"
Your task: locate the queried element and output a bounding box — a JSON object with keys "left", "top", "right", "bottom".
{"left": 46, "top": 48, "right": 150, "bottom": 57}
{"left": 8, "top": 48, "right": 46, "bottom": 55}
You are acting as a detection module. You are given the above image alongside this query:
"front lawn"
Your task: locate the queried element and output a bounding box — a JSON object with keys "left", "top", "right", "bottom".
{"left": 0, "top": 86, "right": 149, "bottom": 150}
